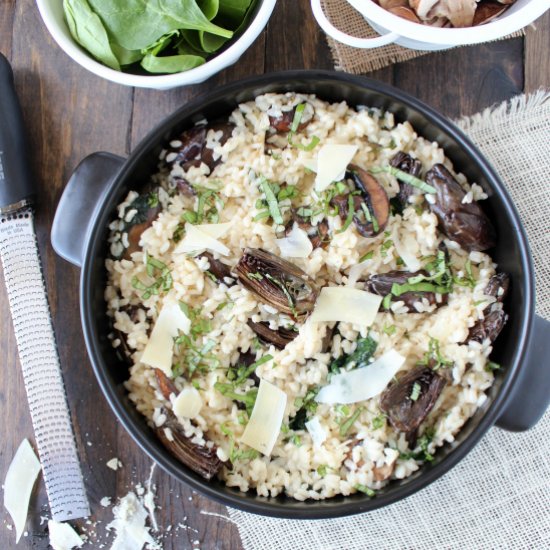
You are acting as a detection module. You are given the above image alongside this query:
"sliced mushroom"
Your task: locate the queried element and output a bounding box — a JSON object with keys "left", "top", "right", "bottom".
{"left": 429, "top": 0, "right": 477, "bottom": 27}
{"left": 484, "top": 272, "right": 510, "bottom": 303}
{"left": 468, "top": 309, "right": 508, "bottom": 343}
{"left": 364, "top": 270, "right": 447, "bottom": 311}
{"left": 426, "top": 164, "right": 496, "bottom": 252}
{"left": 286, "top": 210, "right": 329, "bottom": 249}
{"left": 233, "top": 248, "right": 318, "bottom": 319}
{"left": 390, "top": 151, "right": 423, "bottom": 211}
{"left": 155, "top": 411, "right": 223, "bottom": 480}
{"left": 473, "top": 1, "right": 508, "bottom": 25}
{"left": 173, "top": 177, "right": 197, "bottom": 197}
{"left": 268, "top": 103, "right": 314, "bottom": 133}
{"left": 167, "top": 122, "right": 234, "bottom": 173}
{"left": 154, "top": 368, "right": 179, "bottom": 400}
{"left": 247, "top": 319, "right": 298, "bottom": 349}
{"left": 389, "top": 6, "right": 421, "bottom": 21}
{"left": 380, "top": 366, "right": 446, "bottom": 434}
{"left": 331, "top": 166, "right": 390, "bottom": 237}
{"left": 199, "top": 252, "right": 234, "bottom": 284}
{"left": 123, "top": 194, "right": 161, "bottom": 260}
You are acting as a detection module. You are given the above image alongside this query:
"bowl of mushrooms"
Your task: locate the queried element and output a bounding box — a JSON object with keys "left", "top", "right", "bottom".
{"left": 311, "top": 0, "right": 549, "bottom": 50}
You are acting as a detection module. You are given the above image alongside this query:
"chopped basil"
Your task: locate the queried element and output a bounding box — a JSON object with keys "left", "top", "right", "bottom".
{"left": 264, "top": 272, "right": 297, "bottom": 317}
{"left": 485, "top": 361, "right": 501, "bottom": 372}
{"left": 453, "top": 260, "right": 476, "bottom": 288}
{"left": 339, "top": 406, "right": 364, "bottom": 437}
{"left": 371, "top": 415, "right": 385, "bottom": 430}
{"left": 380, "top": 238, "right": 393, "bottom": 258}
{"left": 290, "top": 434, "right": 302, "bottom": 446}
{"left": 399, "top": 427, "right": 435, "bottom": 462}
{"left": 290, "top": 387, "right": 319, "bottom": 430}
{"left": 214, "top": 382, "right": 258, "bottom": 416}
{"left": 359, "top": 250, "right": 374, "bottom": 263}
{"left": 296, "top": 206, "right": 313, "bottom": 218}
{"left": 410, "top": 382, "right": 421, "bottom": 401}
{"left": 221, "top": 423, "right": 259, "bottom": 463}
{"left": 247, "top": 272, "right": 264, "bottom": 281}
{"left": 147, "top": 192, "right": 159, "bottom": 208}
{"left": 369, "top": 166, "right": 436, "bottom": 194}
{"left": 317, "top": 464, "right": 329, "bottom": 477}
{"left": 383, "top": 324, "right": 397, "bottom": 336}
{"left": 290, "top": 103, "right": 306, "bottom": 133}
{"left": 131, "top": 256, "right": 172, "bottom": 299}
{"left": 355, "top": 484, "right": 376, "bottom": 497}
{"left": 329, "top": 335, "right": 378, "bottom": 375}
{"left": 229, "top": 354, "right": 274, "bottom": 386}
{"left": 382, "top": 294, "right": 392, "bottom": 310}
{"left": 288, "top": 134, "right": 320, "bottom": 152}
{"left": 337, "top": 195, "right": 355, "bottom": 234}
{"left": 258, "top": 177, "right": 284, "bottom": 225}
{"left": 417, "top": 337, "right": 452, "bottom": 370}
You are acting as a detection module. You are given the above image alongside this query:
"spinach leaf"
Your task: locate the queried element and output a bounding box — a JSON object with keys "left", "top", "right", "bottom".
{"left": 329, "top": 335, "right": 378, "bottom": 375}
{"left": 289, "top": 387, "right": 319, "bottom": 431}
{"left": 86, "top": 0, "right": 233, "bottom": 50}
{"left": 141, "top": 52, "right": 205, "bottom": 73}
{"left": 64, "top": 0, "right": 121, "bottom": 70}
{"left": 111, "top": 42, "right": 142, "bottom": 66}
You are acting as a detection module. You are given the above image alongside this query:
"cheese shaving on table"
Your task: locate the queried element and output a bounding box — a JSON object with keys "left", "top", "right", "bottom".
{"left": 310, "top": 287, "right": 383, "bottom": 326}
{"left": 107, "top": 492, "right": 160, "bottom": 550}
{"left": 3, "top": 439, "right": 41, "bottom": 543}
{"left": 316, "top": 350, "right": 406, "bottom": 405}
{"left": 140, "top": 300, "right": 190, "bottom": 375}
{"left": 48, "top": 520, "right": 83, "bottom": 550}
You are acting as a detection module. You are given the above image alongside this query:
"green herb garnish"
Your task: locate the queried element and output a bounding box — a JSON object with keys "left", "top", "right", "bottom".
{"left": 417, "top": 337, "right": 452, "bottom": 370}
{"left": 383, "top": 324, "right": 397, "bottom": 336}
{"left": 329, "top": 335, "right": 378, "bottom": 375}
{"left": 214, "top": 383, "right": 258, "bottom": 416}
{"left": 339, "top": 407, "right": 364, "bottom": 437}
{"left": 359, "top": 250, "right": 374, "bottom": 263}
{"left": 258, "top": 177, "right": 284, "bottom": 225}
{"left": 336, "top": 195, "right": 355, "bottom": 234}
{"left": 410, "top": 382, "right": 421, "bottom": 402}
{"left": 289, "top": 387, "right": 319, "bottom": 431}
{"left": 131, "top": 256, "right": 172, "bottom": 299}
{"left": 369, "top": 166, "right": 436, "bottom": 194}
{"left": 355, "top": 484, "right": 376, "bottom": 497}
{"left": 371, "top": 415, "right": 385, "bottom": 430}
{"left": 485, "top": 361, "right": 501, "bottom": 372}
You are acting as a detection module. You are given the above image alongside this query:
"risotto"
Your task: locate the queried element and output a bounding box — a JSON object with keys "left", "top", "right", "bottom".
{"left": 105, "top": 93, "right": 508, "bottom": 501}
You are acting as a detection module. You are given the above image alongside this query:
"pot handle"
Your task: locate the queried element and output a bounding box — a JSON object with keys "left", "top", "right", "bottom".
{"left": 496, "top": 314, "right": 550, "bottom": 432}
{"left": 51, "top": 152, "right": 125, "bottom": 268}
{"left": 310, "top": 0, "right": 400, "bottom": 49}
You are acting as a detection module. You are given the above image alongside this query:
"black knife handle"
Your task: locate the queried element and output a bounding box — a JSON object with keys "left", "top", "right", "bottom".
{"left": 0, "top": 53, "right": 34, "bottom": 211}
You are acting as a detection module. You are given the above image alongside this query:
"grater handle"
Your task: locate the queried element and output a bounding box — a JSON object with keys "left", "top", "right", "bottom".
{"left": 0, "top": 53, "right": 35, "bottom": 210}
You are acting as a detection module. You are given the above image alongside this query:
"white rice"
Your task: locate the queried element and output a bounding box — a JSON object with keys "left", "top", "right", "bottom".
{"left": 105, "top": 93, "right": 499, "bottom": 501}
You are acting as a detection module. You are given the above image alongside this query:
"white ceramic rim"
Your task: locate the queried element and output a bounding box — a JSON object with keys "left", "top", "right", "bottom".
{"left": 35, "top": 0, "right": 276, "bottom": 88}
{"left": 346, "top": 0, "right": 549, "bottom": 45}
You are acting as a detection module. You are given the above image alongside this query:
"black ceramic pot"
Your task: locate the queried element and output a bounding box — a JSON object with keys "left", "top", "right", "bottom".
{"left": 51, "top": 71, "right": 550, "bottom": 519}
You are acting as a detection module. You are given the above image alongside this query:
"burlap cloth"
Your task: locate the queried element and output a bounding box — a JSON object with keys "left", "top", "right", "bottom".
{"left": 320, "top": 0, "right": 524, "bottom": 73}
{"left": 227, "top": 92, "right": 550, "bottom": 548}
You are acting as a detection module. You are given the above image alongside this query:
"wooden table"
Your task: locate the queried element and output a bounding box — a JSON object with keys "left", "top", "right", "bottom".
{"left": 0, "top": 1, "right": 549, "bottom": 548}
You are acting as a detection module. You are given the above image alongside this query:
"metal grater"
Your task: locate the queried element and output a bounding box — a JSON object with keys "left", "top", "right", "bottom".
{"left": 0, "top": 56, "right": 90, "bottom": 520}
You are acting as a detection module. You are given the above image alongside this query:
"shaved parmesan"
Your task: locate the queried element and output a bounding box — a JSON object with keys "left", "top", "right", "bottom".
{"left": 315, "top": 144, "right": 358, "bottom": 192}
{"left": 276, "top": 223, "right": 313, "bottom": 258}
{"left": 301, "top": 157, "right": 317, "bottom": 173}
{"left": 3, "top": 439, "right": 41, "bottom": 543}
{"left": 172, "top": 386, "right": 203, "bottom": 419}
{"left": 316, "top": 349, "right": 406, "bottom": 405}
{"left": 107, "top": 492, "right": 158, "bottom": 550}
{"left": 310, "top": 287, "right": 383, "bottom": 326}
{"left": 140, "top": 301, "right": 190, "bottom": 375}
{"left": 305, "top": 417, "right": 327, "bottom": 448}
{"left": 48, "top": 520, "right": 83, "bottom": 550}
{"left": 194, "top": 222, "right": 232, "bottom": 239}
{"left": 347, "top": 260, "right": 373, "bottom": 288}
{"left": 241, "top": 379, "right": 287, "bottom": 456}
{"left": 174, "top": 223, "right": 230, "bottom": 256}
{"left": 393, "top": 231, "right": 421, "bottom": 272}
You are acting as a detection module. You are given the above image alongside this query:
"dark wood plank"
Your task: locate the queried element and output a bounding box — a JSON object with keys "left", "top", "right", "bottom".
{"left": 525, "top": 11, "right": 550, "bottom": 93}
{"left": 392, "top": 38, "right": 524, "bottom": 119}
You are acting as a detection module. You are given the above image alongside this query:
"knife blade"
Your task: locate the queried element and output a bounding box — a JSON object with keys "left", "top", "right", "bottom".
{"left": 0, "top": 53, "right": 90, "bottom": 521}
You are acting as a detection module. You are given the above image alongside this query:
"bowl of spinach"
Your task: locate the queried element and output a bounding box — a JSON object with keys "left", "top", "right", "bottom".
{"left": 36, "top": 0, "right": 276, "bottom": 89}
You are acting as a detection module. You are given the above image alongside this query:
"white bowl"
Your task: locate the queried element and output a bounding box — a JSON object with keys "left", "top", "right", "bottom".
{"left": 36, "top": 0, "right": 276, "bottom": 89}
{"left": 311, "top": 0, "right": 549, "bottom": 51}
